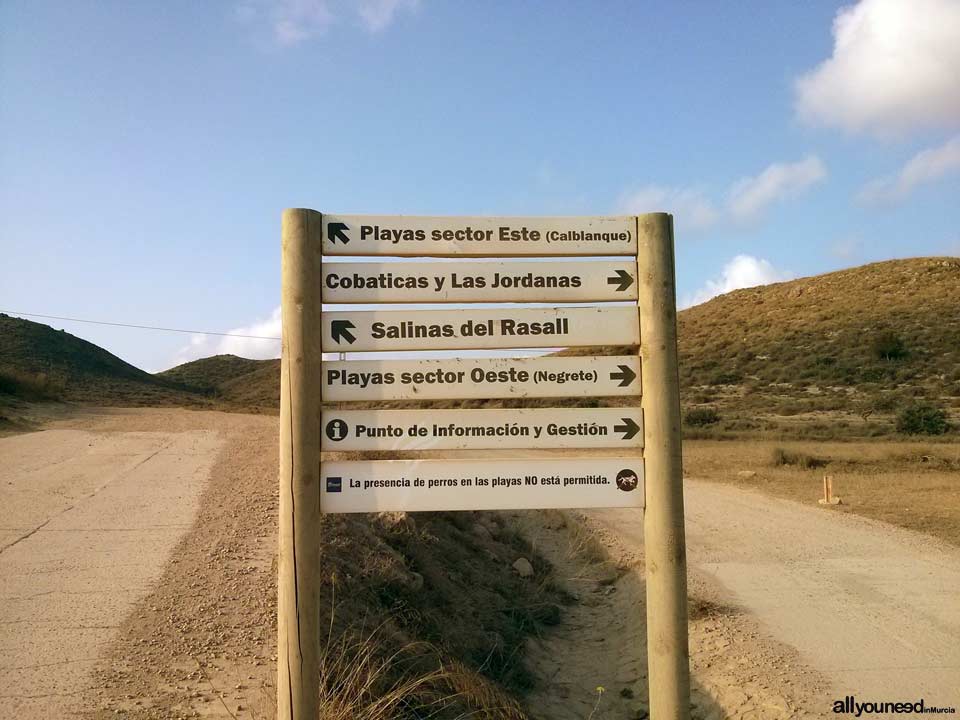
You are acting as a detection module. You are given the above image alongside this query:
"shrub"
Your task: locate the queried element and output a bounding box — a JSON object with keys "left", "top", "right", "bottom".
{"left": 707, "top": 371, "right": 742, "bottom": 386}
{"left": 872, "top": 331, "right": 908, "bottom": 361}
{"left": 684, "top": 407, "right": 721, "bottom": 426}
{"left": 896, "top": 402, "right": 950, "bottom": 435}
{"left": 771, "top": 447, "right": 827, "bottom": 469}
{"left": 0, "top": 369, "right": 65, "bottom": 401}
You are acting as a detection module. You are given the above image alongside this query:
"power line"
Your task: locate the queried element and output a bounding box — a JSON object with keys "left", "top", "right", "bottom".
{"left": 0, "top": 310, "right": 281, "bottom": 340}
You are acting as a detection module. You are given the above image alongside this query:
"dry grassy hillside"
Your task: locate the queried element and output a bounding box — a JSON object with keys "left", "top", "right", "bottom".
{"left": 678, "top": 257, "right": 960, "bottom": 437}
{"left": 156, "top": 354, "right": 265, "bottom": 393}
{"left": 0, "top": 313, "right": 203, "bottom": 407}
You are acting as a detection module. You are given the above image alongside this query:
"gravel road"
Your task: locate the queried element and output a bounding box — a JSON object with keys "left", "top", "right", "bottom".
{"left": 2, "top": 411, "right": 957, "bottom": 719}
{"left": 589, "top": 479, "right": 960, "bottom": 714}
{"left": 0, "top": 426, "right": 221, "bottom": 718}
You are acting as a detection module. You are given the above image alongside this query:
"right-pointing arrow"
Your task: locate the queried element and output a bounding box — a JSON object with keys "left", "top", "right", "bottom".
{"left": 606, "top": 269, "right": 635, "bottom": 292}
{"left": 330, "top": 320, "right": 356, "bottom": 345}
{"left": 328, "top": 222, "right": 350, "bottom": 244}
{"left": 614, "top": 417, "right": 641, "bottom": 441}
{"left": 610, "top": 364, "right": 637, "bottom": 387}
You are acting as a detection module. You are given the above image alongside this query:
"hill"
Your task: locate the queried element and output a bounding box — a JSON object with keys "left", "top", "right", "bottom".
{"left": 156, "top": 354, "right": 267, "bottom": 394}
{"left": 676, "top": 257, "right": 960, "bottom": 436}
{"left": 0, "top": 313, "right": 203, "bottom": 407}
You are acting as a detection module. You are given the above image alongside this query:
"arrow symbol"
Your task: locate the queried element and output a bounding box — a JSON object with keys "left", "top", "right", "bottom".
{"left": 610, "top": 364, "right": 636, "bottom": 387}
{"left": 330, "top": 320, "right": 356, "bottom": 345}
{"left": 328, "top": 222, "right": 350, "bottom": 244}
{"left": 606, "top": 269, "right": 635, "bottom": 292}
{"left": 614, "top": 417, "right": 641, "bottom": 441}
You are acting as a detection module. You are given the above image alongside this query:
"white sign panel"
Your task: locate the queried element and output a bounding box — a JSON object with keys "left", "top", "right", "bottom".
{"left": 320, "top": 457, "right": 645, "bottom": 513}
{"left": 321, "top": 408, "right": 643, "bottom": 451}
{"left": 321, "top": 215, "right": 636, "bottom": 257}
{"left": 322, "top": 356, "right": 641, "bottom": 402}
{"left": 321, "top": 260, "right": 638, "bottom": 304}
{"left": 321, "top": 306, "right": 639, "bottom": 352}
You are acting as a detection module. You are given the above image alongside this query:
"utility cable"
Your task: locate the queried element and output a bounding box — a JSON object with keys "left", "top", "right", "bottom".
{"left": 0, "top": 310, "right": 280, "bottom": 340}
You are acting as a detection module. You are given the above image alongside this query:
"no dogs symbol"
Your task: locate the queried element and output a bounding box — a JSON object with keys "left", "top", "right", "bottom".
{"left": 616, "top": 468, "right": 639, "bottom": 492}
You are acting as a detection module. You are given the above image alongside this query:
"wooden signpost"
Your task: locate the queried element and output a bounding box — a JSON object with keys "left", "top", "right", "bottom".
{"left": 278, "top": 211, "right": 690, "bottom": 719}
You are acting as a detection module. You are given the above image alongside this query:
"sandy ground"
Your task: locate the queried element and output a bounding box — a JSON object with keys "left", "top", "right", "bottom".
{"left": 585, "top": 483, "right": 960, "bottom": 716}
{"left": 2, "top": 407, "right": 957, "bottom": 719}
{"left": 0, "top": 422, "right": 222, "bottom": 718}
{"left": 517, "top": 510, "right": 827, "bottom": 720}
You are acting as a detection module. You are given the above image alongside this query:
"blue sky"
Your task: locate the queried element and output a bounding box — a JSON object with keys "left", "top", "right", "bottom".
{"left": 1, "top": 0, "right": 958, "bottom": 371}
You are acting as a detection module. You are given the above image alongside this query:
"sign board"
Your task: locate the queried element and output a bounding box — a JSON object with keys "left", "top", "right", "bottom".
{"left": 321, "top": 260, "right": 638, "bottom": 304}
{"left": 321, "top": 306, "right": 639, "bottom": 352}
{"left": 321, "top": 355, "right": 641, "bottom": 402}
{"left": 320, "top": 457, "right": 645, "bottom": 513}
{"left": 279, "top": 209, "right": 690, "bottom": 720}
{"left": 320, "top": 407, "right": 643, "bottom": 451}
{"left": 321, "top": 215, "right": 637, "bottom": 257}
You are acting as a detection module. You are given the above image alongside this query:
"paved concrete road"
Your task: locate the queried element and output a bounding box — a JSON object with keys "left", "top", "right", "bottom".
{"left": 589, "top": 479, "right": 960, "bottom": 715}
{"left": 0, "top": 428, "right": 221, "bottom": 718}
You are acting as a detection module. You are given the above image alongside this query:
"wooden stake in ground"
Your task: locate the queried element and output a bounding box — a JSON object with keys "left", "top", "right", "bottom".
{"left": 278, "top": 208, "right": 323, "bottom": 720}
{"left": 637, "top": 213, "right": 692, "bottom": 720}
{"left": 819, "top": 475, "right": 842, "bottom": 505}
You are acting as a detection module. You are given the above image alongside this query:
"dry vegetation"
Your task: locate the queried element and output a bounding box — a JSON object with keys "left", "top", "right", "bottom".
{"left": 678, "top": 257, "right": 960, "bottom": 438}
{"left": 685, "top": 439, "right": 960, "bottom": 546}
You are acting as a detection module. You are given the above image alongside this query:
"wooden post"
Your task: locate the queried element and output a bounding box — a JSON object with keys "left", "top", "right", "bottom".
{"left": 278, "top": 208, "right": 323, "bottom": 720}
{"left": 637, "top": 213, "right": 691, "bottom": 720}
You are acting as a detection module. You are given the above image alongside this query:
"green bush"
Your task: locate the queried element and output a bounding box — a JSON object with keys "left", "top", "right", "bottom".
{"left": 771, "top": 447, "right": 827, "bottom": 469}
{"left": 707, "top": 371, "right": 742, "bottom": 386}
{"left": 684, "top": 407, "right": 721, "bottom": 426}
{"left": 896, "top": 402, "right": 950, "bottom": 435}
{"left": 872, "top": 331, "right": 908, "bottom": 361}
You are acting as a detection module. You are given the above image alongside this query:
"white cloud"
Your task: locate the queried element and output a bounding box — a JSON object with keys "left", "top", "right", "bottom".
{"left": 169, "top": 307, "right": 282, "bottom": 368}
{"left": 616, "top": 185, "right": 720, "bottom": 231}
{"left": 681, "top": 255, "right": 792, "bottom": 309}
{"left": 728, "top": 156, "right": 827, "bottom": 221}
{"left": 357, "top": 0, "right": 419, "bottom": 33}
{"left": 619, "top": 156, "right": 826, "bottom": 231}
{"left": 859, "top": 135, "right": 960, "bottom": 203}
{"left": 237, "top": 0, "right": 417, "bottom": 46}
{"left": 795, "top": 0, "right": 960, "bottom": 136}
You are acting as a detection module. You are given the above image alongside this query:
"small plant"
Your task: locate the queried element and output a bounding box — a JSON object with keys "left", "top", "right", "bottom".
{"left": 707, "top": 371, "right": 742, "bottom": 386}
{"left": 771, "top": 447, "right": 827, "bottom": 469}
{"left": 872, "top": 331, "right": 908, "bottom": 361}
{"left": 684, "top": 407, "right": 721, "bottom": 427}
{"left": 896, "top": 402, "right": 950, "bottom": 435}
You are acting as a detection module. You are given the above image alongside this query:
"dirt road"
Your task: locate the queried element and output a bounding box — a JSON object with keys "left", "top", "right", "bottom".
{"left": 589, "top": 480, "right": 960, "bottom": 714}
{"left": 0, "top": 424, "right": 222, "bottom": 718}
{"left": 3, "top": 409, "right": 958, "bottom": 719}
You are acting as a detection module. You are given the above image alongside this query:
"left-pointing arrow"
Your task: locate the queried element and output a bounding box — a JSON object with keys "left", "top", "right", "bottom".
{"left": 614, "top": 417, "right": 640, "bottom": 441}
{"left": 328, "top": 222, "right": 350, "bottom": 244}
{"left": 606, "top": 269, "right": 635, "bottom": 292}
{"left": 330, "top": 320, "right": 356, "bottom": 344}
